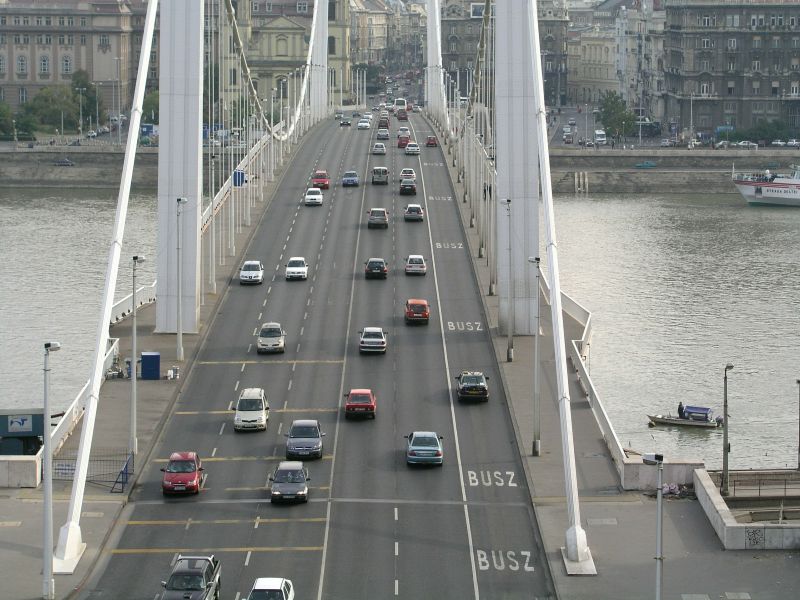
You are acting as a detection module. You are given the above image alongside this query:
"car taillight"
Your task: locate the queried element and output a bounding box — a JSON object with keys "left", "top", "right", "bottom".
{"left": 409, "top": 450, "right": 417, "bottom": 456}
{"left": 382, "top": 267, "right": 387, "bottom": 272}
{"left": 435, "top": 451, "right": 442, "bottom": 457}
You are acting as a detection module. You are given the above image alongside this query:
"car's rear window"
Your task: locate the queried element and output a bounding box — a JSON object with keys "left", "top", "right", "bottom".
{"left": 349, "top": 394, "right": 371, "bottom": 404}
{"left": 409, "top": 303, "right": 427, "bottom": 313}
{"left": 413, "top": 436, "right": 437, "bottom": 447}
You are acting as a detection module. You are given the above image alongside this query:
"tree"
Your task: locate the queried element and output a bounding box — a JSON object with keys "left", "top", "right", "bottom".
{"left": 0, "top": 101, "right": 12, "bottom": 134}
{"left": 597, "top": 91, "right": 637, "bottom": 139}
{"left": 22, "top": 85, "right": 78, "bottom": 130}
{"left": 143, "top": 91, "right": 159, "bottom": 123}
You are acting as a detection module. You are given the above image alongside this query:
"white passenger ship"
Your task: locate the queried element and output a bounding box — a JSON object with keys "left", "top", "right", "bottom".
{"left": 732, "top": 164, "right": 800, "bottom": 206}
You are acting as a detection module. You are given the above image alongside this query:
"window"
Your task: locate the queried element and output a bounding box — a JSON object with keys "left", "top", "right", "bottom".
{"left": 13, "top": 16, "right": 20, "bottom": 26}
{"left": 726, "top": 15, "right": 740, "bottom": 27}
{"left": 67, "top": 17, "right": 74, "bottom": 26}
{"left": 59, "top": 17, "right": 65, "bottom": 26}
{"left": 58, "top": 34, "right": 65, "bottom": 45}
{"left": 13, "top": 34, "right": 20, "bottom": 44}
{"left": 0, "top": 33, "right": 4, "bottom": 45}
{"left": 752, "top": 59, "right": 761, "bottom": 72}
{"left": 728, "top": 81, "right": 735, "bottom": 95}
{"left": 16, "top": 56, "right": 27, "bottom": 74}
{"left": 724, "top": 101, "right": 736, "bottom": 112}
{"left": 727, "top": 39, "right": 736, "bottom": 50}
{"left": 328, "top": 1, "right": 336, "bottom": 20}
{"left": 328, "top": 35, "right": 336, "bottom": 55}
{"left": 0, "top": 16, "right": 6, "bottom": 25}
{"left": 793, "top": 58, "right": 800, "bottom": 70}
{"left": 265, "top": 2, "right": 273, "bottom": 11}
{"left": 62, "top": 55, "right": 72, "bottom": 74}
{"left": 36, "top": 17, "right": 43, "bottom": 26}
{"left": 229, "top": 68, "right": 237, "bottom": 86}
{"left": 770, "top": 15, "right": 776, "bottom": 27}
{"left": 701, "top": 38, "right": 711, "bottom": 49}
{"left": 792, "top": 17, "right": 797, "bottom": 28}
{"left": 252, "top": 1, "right": 259, "bottom": 10}
{"left": 792, "top": 81, "right": 800, "bottom": 95}
{"left": 22, "top": 16, "right": 29, "bottom": 25}
{"left": 67, "top": 35, "right": 73, "bottom": 45}
{"left": 753, "top": 37, "right": 761, "bottom": 49}
{"left": 450, "top": 60, "right": 457, "bottom": 71}
{"left": 45, "top": 34, "right": 51, "bottom": 44}
{"left": 80, "top": 17, "right": 87, "bottom": 27}
{"left": 772, "top": 37, "right": 780, "bottom": 49}
{"left": 700, "top": 59, "right": 710, "bottom": 72}
{"left": 100, "top": 34, "right": 110, "bottom": 47}
{"left": 39, "top": 55, "right": 50, "bottom": 74}
{"left": 296, "top": 1, "right": 308, "bottom": 12}
{"left": 701, "top": 15, "right": 712, "bottom": 27}
{"left": 752, "top": 80, "right": 760, "bottom": 94}
{"left": 276, "top": 36, "right": 287, "bottom": 56}
{"left": 772, "top": 81, "right": 780, "bottom": 96}
{"left": 37, "top": 34, "right": 44, "bottom": 44}
{"left": 0, "top": 56, "right": 5, "bottom": 73}
{"left": 778, "top": 15, "right": 784, "bottom": 27}
{"left": 449, "top": 41, "right": 457, "bottom": 52}
{"left": 80, "top": 34, "right": 86, "bottom": 46}
{"left": 793, "top": 38, "right": 800, "bottom": 48}
{"left": 19, "top": 87, "right": 27, "bottom": 103}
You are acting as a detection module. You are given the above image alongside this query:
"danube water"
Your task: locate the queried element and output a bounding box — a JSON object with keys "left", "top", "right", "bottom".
{"left": 1, "top": 188, "right": 798, "bottom": 470}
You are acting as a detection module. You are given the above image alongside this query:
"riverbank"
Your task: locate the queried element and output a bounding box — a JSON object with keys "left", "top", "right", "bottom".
{"left": 2, "top": 144, "right": 793, "bottom": 193}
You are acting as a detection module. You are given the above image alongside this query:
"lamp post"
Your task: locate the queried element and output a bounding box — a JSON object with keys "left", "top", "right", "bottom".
{"left": 643, "top": 452, "right": 665, "bottom": 600}
{"left": 94, "top": 86, "right": 100, "bottom": 137}
{"left": 12, "top": 119, "right": 17, "bottom": 143}
{"left": 114, "top": 57, "right": 122, "bottom": 145}
{"left": 130, "top": 255, "right": 145, "bottom": 455}
{"left": 689, "top": 91, "right": 694, "bottom": 146}
{"left": 42, "top": 341, "right": 61, "bottom": 600}
{"left": 796, "top": 379, "right": 799, "bottom": 470}
{"left": 503, "top": 199, "right": 514, "bottom": 362}
{"left": 584, "top": 103, "right": 588, "bottom": 149}
{"left": 528, "top": 256, "right": 542, "bottom": 455}
{"left": 176, "top": 198, "right": 188, "bottom": 362}
{"left": 721, "top": 363, "right": 734, "bottom": 496}
{"left": 75, "top": 87, "right": 86, "bottom": 137}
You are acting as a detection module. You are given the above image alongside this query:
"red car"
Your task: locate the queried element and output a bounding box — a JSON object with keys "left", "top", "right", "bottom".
{"left": 425, "top": 136, "right": 438, "bottom": 147}
{"left": 398, "top": 135, "right": 410, "bottom": 148}
{"left": 311, "top": 169, "right": 330, "bottom": 189}
{"left": 404, "top": 298, "right": 430, "bottom": 324}
{"left": 161, "top": 451, "right": 204, "bottom": 495}
{"left": 344, "top": 388, "right": 377, "bottom": 419}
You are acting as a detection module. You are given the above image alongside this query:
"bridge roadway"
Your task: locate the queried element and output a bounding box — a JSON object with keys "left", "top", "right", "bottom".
{"left": 90, "top": 114, "right": 557, "bottom": 598}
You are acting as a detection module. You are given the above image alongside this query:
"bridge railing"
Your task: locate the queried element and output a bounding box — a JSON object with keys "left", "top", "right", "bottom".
{"left": 109, "top": 281, "right": 158, "bottom": 325}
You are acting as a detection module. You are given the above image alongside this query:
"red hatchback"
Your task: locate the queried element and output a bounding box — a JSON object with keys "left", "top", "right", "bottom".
{"left": 311, "top": 170, "right": 330, "bottom": 189}
{"left": 161, "top": 451, "right": 204, "bottom": 495}
{"left": 404, "top": 298, "right": 430, "bottom": 324}
{"left": 344, "top": 388, "right": 377, "bottom": 419}
{"left": 398, "top": 135, "right": 410, "bottom": 148}
{"left": 425, "top": 136, "right": 438, "bottom": 147}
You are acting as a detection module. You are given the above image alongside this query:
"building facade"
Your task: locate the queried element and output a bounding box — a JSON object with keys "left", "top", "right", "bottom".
{"left": 350, "top": 0, "right": 391, "bottom": 66}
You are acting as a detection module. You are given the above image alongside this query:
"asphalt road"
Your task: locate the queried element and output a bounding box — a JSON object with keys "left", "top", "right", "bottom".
{"left": 87, "top": 114, "right": 556, "bottom": 599}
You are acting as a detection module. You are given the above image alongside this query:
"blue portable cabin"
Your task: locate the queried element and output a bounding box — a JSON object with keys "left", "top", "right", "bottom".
{"left": 683, "top": 406, "right": 713, "bottom": 421}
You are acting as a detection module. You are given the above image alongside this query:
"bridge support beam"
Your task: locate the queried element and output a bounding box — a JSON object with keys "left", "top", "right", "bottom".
{"left": 426, "top": 0, "right": 444, "bottom": 124}
{"left": 155, "top": 0, "right": 203, "bottom": 336}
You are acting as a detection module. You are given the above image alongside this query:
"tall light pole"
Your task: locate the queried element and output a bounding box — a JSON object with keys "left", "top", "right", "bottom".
{"left": 114, "top": 56, "right": 122, "bottom": 145}
{"left": 130, "top": 255, "right": 145, "bottom": 455}
{"left": 42, "top": 341, "right": 61, "bottom": 600}
{"left": 12, "top": 118, "right": 17, "bottom": 143}
{"left": 94, "top": 86, "right": 100, "bottom": 136}
{"left": 75, "top": 87, "right": 86, "bottom": 137}
{"left": 528, "top": 256, "right": 542, "bottom": 455}
{"left": 796, "top": 379, "right": 799, "bottom": 470}
{"left": 643, "top": 453, "right": 665, "bottom": 600}
{"left": 176, "top": 198, "right": 188, "bottom": 362}
{"left": 689, "top": 91, "right": 694, "bottom": 145}
{"left": 503, "top": 199, "right": 514, "bottom": 362}
{"left": 279, "top": 81, "right": 284, "bottom": 164}
{"left": 721, "top": 362, "right": 734, "bottom": 496}
{"left": 584, "top": 103, "right": 588, "bottom": 149}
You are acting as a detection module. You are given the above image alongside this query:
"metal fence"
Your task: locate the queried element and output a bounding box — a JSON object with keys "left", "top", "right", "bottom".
{"left": 51, "top": 447, "right": 134, "bottom": 493}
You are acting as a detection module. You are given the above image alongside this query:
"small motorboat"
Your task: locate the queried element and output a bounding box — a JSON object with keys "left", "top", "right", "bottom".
{"left": 647, "top": 406, "right": 722, "bottom": 429}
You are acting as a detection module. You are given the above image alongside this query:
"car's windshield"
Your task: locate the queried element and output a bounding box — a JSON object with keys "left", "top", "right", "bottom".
{"left": 307, "top": 189, "right": 321, "bottom": 195}
{"left": 167, "top": 574, "right": 204, "bottom": 591}
{"left": 166, "top": 460, "right": 196, "bottom": 473}
{"left": 261, "top": 327, "right": 282, "bottom": 337}
{"left": 345, "top": 172, "right": 357, "bottom": 177}
{"left": 273, "top": 469, "right": 306, "bottom": 484}
{"left": 314, "top": 172, "right": 327, "bottom": 178}
{"left": 349, "top": 394, "right": 371, "bottom": 404}
{"left": 243, "top": 264, "right": 260, "bottom": 271}
{"left": 413, "top": 436, "right": 438, "bottom": 447}
{"left": 290, "top": 426, "right": 319, "bottom": 438}
{"left": 249, "top": 591, "right": 285, "bottom": 600}
{"left": 288, "top": 260, "right": 305, "bottom": 267}
{"left": 237, "top": 398, "right": 263, "bottom": 411}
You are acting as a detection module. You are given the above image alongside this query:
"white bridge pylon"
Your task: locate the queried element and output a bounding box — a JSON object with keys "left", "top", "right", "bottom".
{"left": 53, "top": 0, "right": 328, "bottom": 572}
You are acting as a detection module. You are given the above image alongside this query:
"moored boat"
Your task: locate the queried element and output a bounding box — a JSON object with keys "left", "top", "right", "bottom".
{"left": 732, "top": 164, "right": 800, "bottom": 207}
{"left": 647, "top": 406, "right": 722, "bottom": 429}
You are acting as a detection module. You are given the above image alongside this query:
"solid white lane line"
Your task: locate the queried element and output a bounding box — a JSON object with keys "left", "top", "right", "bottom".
{"left": 414, "top": 118, "right": 480, "bottom": 600}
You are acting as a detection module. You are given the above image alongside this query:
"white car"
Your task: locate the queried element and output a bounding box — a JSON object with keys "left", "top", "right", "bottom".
{"left": 399, "top": 167, "right": 417, "bottom": 182}
{"left": 234, "top": 388, "right": 269, "bottom": 431}
{"left": 239, "top": 260, "right": 264, "bottom": 284}
{"left": 376, "top": 128, "right": 390, "bottom": 140}
{"left": 304, "top": 187, "right": 323, "bottom": 206}
{"left": 405, "top": 142, "right": 421, "bottom": 155}
{"left": 736, "top": 140, "right": 758, "bottom": 149}
{"left": 770, "top": 139, "right": 787, "bottom": 147}
{"left": 357, "top": 120, "right": 371, "bottom": 130}
{"left": 257, "top": 321, "right": 286, "bottom": 354}
{"left": 372, "top": 143, "right": 387, "bottom": 155}
{"left": 246, "top": 577, "right": 294, "bottom": 600}
{"left": 404, "top": 254, "right": 427, "bottom": 275}
{"left": 285, "top": 257, "right": 309, "bottom": 280}
{"left": 397, "top": 127, "right": 410, "bottom": 138}
{"left": 359, "top": 327, "right": 388, "bottom": 354}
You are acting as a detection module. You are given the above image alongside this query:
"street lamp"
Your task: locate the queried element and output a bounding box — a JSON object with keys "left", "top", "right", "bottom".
{"left": 12, "top": 119, "right": 17, "bottom": 143}
{"left": 130, "top": 255, "right": 145, "bottom": 455}
{"left": 75, "top": 87, "right": 86, "bottom": 137}
{"left": 584, "top": 104, "right": 588, "bottom": 149}
{"left": 43, "top": 340, "right": 61, "bottom": 600}
{"left": 796, "top": 379, "right": 800, "bottom": 470}
{"left": 643, "top": 452, "right": 665, "bottom": 600}
{"left": 721, "top": 363, "right": 734, "bottom": 496}
{"left": 503, "top": 199, "right": 513, "bottom": 362}
{"left": 176, "top": 198, "right": 188, "bottom": 362}
{"left": 528, "top": 256, "right": 541, "bottom": 455}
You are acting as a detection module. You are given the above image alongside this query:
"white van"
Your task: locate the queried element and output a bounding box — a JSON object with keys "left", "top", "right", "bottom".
{"left": 594, "top": 129, "right": 607, "bottom": 145}
{"left": 234, "top": 388, "right": 269, "bottom": 431}
{"left": 371, "top": 166, "right": 389, "bottom": 185}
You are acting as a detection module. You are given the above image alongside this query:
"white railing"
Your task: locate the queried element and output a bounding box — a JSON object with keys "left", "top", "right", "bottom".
{"left": 110, "top": 280, "right": 157, "bottom": 325}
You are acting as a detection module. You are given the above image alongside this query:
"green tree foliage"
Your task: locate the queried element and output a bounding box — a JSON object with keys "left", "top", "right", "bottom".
{"left": 0, "top": 101, "right": 13, "bottom": 134}
{"left": 22, "top": 85, "right": 78, "bottom": 129}
{"left": 597, "top": 91, "right": 638, "bottom": 138}
{"left": 143, "top": 91, "right": 159, "bottom": 123}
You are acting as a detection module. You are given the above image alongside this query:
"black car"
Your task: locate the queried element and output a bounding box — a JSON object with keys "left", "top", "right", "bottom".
{"left": 454, "top": 371, "right": 490, "bottom": 402}
{"left": 352, "top": 111, "right": 361, "bottom": 118}
{"left": 53, "top": 158, "right": 74, "bottom": 166}
{"left": 364, "top": 257, "right": 388, "bottom": 279}
{"left": 161, "top": 555, "right": 221, "bottom": 600}
{"left": 269, "top": 461, "right": 310, "bottom": 504}
{"left": 399, "top": 178, "right": 417, "bottom": 195}
{"left": 340, "top": 119, "right": 352, "bottom": 127}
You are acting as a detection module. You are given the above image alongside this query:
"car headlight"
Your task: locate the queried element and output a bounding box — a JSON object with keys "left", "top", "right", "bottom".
{"left": 297, "top": 489, "right": 307, "bottom": 496}
{"left": 272, "top": 490, "right": 282, "bottom": 496}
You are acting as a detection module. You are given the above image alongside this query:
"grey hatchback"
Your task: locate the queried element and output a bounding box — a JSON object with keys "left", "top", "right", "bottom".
{"left": 285, "top": 419, "right": 325, "bottom": 459}
{"left": 367, "top": 207, "right": 389, "bottom": 229}
{"left": 269, "top": 461, "right": 310, "bottom": 503}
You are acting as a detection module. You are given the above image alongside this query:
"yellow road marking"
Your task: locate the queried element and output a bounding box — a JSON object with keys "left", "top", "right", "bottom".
{"left": 111, "top": 546, "right": 323, "bottom": 555}
{"left": 127, "top": 517, "right": 327, "bottom": 526}
{"left": 197, "top": 359, "right": 343, "bottom": 365}
{"left": 154, "top": 456, "right": 332, "bottom": 462}
{"left": 174, "top": 408, "right": 337, "bottom": 415}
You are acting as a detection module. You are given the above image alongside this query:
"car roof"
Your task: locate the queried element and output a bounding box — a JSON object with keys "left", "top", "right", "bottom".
{"left": 407, "top": 254, "right": 424, "bottom": 260}
{"left": 344, "top": 170, "right": 358, "bottom": 175}
{"left": 306, "top": 187, "right": 322, "bottom": 192}
{"left": 348, "top": 388, "right": 373, "bottom": 395}
{"left": 290, "top": 419, "right": 319, "bottom": 427}
{"left": 411, "top": 431, "right": 438, "bottom": 438}
{"left": 313, "top": 170, "right": 328, "bottom": 175}
{"left": 288, "top": 256, "right": 306, "bottom": 261}
{"left": 363, "top": 326, "right": 384, "bottom": 333}
{"left": 276, "top": 461, "right": 304, "bottom": 470}
{"left": 367, "top": 257, "right": 386, "bottom": 262}
{"left": 407, "top": 142, "right": 419, "bottom": 146}
{"left": 401, "top": 167, "right": 415, "bottom": 172}
{"left": 253, "top": 577, "right": 289, "bottom": 590}
{"left": 261, "top": 321, "right": 281, "bottom": 328}
{"left": 168, "top": 451, "right": 197, "bottom": 461}
{"left": 406, "top": 203, "right": 422, "bottom": 208}
{"left": 406, "top": 298, "right": 429, "bottom": 304}
{"left": 370, "top": 207, "right": 387, "bottom": 212}
{"left": 242, "top": 260, "right": 262, "bottom": 266}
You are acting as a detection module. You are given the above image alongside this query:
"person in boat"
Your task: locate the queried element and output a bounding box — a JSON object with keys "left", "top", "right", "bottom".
{"left": 677, "top": 401, "right": 685, "bottom": 419}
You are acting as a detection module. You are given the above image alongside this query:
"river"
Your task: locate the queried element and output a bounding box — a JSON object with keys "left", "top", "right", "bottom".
{"left": 1, "top": 187, "right": 797, "bottom": 470}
